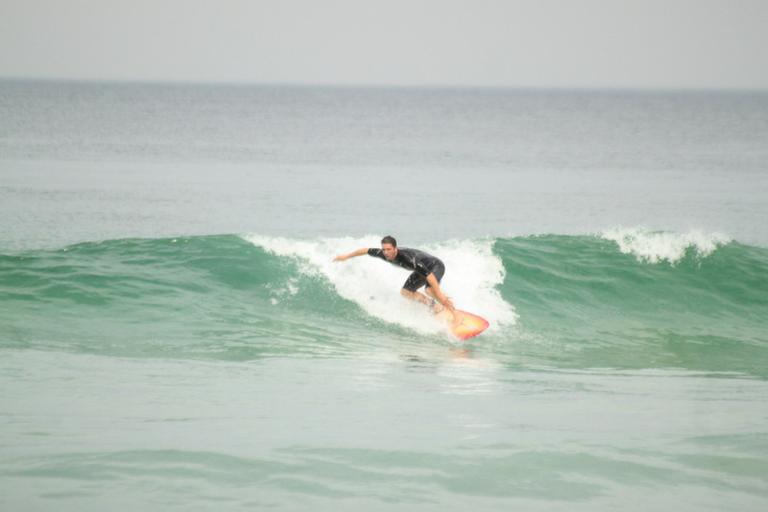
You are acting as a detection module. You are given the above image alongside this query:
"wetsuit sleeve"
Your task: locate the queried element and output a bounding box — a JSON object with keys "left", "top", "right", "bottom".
{"left": 367, "top": 248, "right": 384, "bottom": 259}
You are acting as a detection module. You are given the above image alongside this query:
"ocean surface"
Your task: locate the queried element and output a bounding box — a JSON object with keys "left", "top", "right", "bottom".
{"left": 1, "top": 81, "right": 767, "bottom": 511}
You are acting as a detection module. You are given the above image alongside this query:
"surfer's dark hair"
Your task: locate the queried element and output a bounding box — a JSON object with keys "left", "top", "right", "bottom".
{"left": 381, "top": 235, "right": 397, "bottom": 247}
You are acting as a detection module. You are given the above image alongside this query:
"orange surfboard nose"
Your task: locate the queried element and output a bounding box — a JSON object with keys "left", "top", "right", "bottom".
{"left": 449, "top": 310, "right": 490, "bottom": 340}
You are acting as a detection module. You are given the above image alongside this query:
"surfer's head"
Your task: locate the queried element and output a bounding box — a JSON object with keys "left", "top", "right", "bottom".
{"left": 381, "top": 235, "right": 398, "bottom": 260}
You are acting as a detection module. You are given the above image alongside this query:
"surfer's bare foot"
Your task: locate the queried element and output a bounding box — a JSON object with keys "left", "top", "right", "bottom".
{"left": 451, "top": 310, "right": 464, "bottom": 327}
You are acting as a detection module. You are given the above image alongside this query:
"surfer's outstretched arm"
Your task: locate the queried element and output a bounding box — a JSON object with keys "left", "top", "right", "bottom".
{"left": 333, "top": 248, "right": 368, "bottom": 262}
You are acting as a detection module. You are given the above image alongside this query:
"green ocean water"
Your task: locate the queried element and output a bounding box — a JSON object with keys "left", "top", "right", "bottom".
{"left": 2, "top": 82, "right": 768, "bottom": 511}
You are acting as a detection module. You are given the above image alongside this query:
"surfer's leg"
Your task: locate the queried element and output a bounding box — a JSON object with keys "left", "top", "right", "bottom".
{"left": 423, "top": 264, "right": 455, "bottom": 319}
{"left": 410, "top": 287, "right": 447, "bottom": 314}
{"left": 401, "top": 288, "right": 430, "bottom": 304}
{"left": 402, "top": 272, "right": 432, "bottom": 306}
{"left": 403, "top": 288, "right": 447, "bottom": 316}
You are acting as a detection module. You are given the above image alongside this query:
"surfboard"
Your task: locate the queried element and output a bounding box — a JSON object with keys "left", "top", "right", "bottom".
{"left": 437, "top": 309, "right": 489, "bottom": 340}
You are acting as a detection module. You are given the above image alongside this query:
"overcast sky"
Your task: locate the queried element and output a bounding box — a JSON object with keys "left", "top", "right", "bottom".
{"left": 1, "top": 0, "right": 766, "bottom": 89}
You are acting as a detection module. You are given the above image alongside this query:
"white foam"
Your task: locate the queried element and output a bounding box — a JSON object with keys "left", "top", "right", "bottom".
{"left": 600, "top": 227, "right": 731, "bottom": 264}
{"left": 267, "top": 277, "right": 299, "bottom": 305}
{"left": 243, "top": 234, "right": 517, "bottom": 335}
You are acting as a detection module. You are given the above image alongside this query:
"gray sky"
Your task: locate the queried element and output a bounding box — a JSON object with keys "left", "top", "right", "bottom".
{"left": 1, "top": 0, "right": 766, "bottom": 89}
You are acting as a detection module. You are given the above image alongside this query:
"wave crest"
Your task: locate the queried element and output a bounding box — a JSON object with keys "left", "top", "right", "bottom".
{"left": 600, "top": 227, "right": 731, "bottom": 264}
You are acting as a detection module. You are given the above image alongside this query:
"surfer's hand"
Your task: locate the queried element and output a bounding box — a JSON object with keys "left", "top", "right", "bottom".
{"left": 443, "top": 297, "right": 455, "bottom": 312}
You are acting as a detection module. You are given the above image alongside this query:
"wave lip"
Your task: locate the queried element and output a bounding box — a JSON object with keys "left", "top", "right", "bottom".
{"left": 600, "top": 227, "right": 731, "bottom": 264}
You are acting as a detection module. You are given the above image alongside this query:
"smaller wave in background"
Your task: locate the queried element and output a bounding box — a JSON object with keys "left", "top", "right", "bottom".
{"left": 601, "top": 227, "right": 731, "bottom": 264}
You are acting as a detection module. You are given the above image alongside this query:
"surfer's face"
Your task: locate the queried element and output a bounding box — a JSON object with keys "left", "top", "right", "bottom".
{"left": 381, "top": 243, "right": 397, "bottom": 261}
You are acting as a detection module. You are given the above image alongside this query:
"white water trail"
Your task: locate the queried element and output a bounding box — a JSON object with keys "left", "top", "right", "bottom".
{"left": 243, "top": 235, "right": 517, "bottom": 335}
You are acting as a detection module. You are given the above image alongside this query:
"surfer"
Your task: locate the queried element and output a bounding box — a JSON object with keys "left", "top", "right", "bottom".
{"left": 334, "top": 236, "right": 456, "bottom": 315}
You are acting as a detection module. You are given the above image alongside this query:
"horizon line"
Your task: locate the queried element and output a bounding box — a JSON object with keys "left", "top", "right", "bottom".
{"left": 2, "top": 75, "right": 767, "bottom": 95}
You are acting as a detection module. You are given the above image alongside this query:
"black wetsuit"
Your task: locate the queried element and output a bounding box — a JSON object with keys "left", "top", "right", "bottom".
{"left": 368, "top": 247, "right": 446, "bottom": 292}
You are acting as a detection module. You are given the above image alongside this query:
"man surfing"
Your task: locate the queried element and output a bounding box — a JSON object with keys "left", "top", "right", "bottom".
{"left": 334, "top": 236, "right": 456, "bottom": 317}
